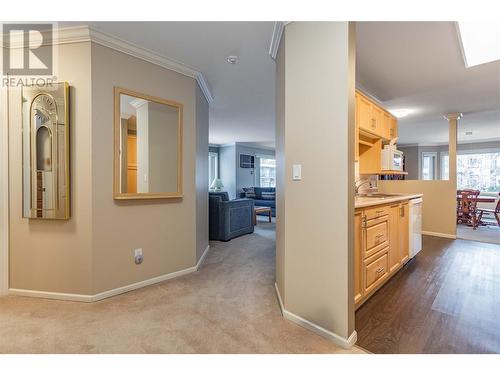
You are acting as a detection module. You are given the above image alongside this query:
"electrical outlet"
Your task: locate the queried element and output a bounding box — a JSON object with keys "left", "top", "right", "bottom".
{"left": 134, "top": 248, "right": 143, "bottom": 265}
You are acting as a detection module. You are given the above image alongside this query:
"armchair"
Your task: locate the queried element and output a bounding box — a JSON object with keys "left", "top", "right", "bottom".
{"left": 209, "top": 192, "right": 255, "bottom": 241}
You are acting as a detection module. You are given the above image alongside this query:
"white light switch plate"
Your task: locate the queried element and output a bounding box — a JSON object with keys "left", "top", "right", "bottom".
{"left": 134, "top": 248, "right": 143, "bottom": 257}
{"left": 292, "top": 164, "right": 302, "bottom": 180}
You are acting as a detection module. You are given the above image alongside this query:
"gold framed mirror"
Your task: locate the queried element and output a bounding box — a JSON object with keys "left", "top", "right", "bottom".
{"left": 114, "top": 87, "right": 183, "bottom": 200}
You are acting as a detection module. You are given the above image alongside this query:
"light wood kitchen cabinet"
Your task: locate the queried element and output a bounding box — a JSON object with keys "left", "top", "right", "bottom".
{"left": 355, "top": 90, "right": 391, "bottom": 140}
{"left": 382, "top": 112, "right": 392, "bottom": 139}
{"left": 364, "top": 249, "right": 389, "bottom": 295}
{"left": 354, "top": 211, "right": 363, "bottom": 304}
{"left": 389, "top": 116, "right": 398, "bottom": 139}
{"left": 399, "top": 202, "right": 410, "bottom": 264}
{"left": 355, "top": 200, "right": 411, "bottom": 309}
{"left": 371, "top": 105, "right": 384, "bottom": 138}
{"left": 356, "top": 92, "right": 374, "bottom": 134}
{"left": 388, "top": 204, "right": 400, "bottom": 273}
{"left": 355, "top": 90, "right": 401, "bottom": 175}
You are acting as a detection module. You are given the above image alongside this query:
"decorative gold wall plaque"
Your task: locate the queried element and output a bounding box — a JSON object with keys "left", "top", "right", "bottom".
{"left": 22, "top": 82, "right": 70, "bottom": 219}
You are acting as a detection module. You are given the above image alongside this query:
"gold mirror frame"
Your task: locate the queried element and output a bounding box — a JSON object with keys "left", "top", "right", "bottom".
{"left": 113, "top": 87, "right": 183, "bottom": 200}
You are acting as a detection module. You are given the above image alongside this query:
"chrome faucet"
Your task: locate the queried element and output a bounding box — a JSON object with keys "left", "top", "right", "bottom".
{"left": 355, "top": 179, "right": 372, "bottom": 195}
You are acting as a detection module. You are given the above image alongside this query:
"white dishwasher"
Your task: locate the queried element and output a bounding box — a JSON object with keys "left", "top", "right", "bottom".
{"left": 409, "top": 197, "right": 423, "bottom": 259}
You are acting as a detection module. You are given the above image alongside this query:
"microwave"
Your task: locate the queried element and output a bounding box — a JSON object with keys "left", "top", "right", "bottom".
{"left": 381, "top": 146, "right": 403, "bottom": 171}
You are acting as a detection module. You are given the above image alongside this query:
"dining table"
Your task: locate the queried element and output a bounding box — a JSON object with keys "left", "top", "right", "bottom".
{"left": 456, "top": 196, "right": 495, "bottom": 203}
{"left": 476, "top": 196, "right": 496, "bottom": 203}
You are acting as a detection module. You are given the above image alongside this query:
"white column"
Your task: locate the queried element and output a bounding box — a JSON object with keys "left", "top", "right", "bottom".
{"left": 275, "top": 22, "right": 356, "bottom": 348}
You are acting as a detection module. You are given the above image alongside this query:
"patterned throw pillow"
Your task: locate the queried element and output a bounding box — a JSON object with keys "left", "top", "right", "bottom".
{"left": 243, "top": 187, "right": 256, "bottom": 199}
{"left": 261, "top": 191, "right": 275, "bottom": 200}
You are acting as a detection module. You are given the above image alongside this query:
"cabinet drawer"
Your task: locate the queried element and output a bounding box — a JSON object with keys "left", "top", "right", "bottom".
{"left": 364, "top": 215, "right": 389, "bottom": 258}
{"left": 364, "top": 206, "right": 390, "bottom": 220}
{"left": 364, "top": 249, "right": 389, "bottom": 294}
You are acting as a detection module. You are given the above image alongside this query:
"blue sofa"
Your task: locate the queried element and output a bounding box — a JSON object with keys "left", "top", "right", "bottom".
{"left": 239, "top": 187, "right": 276, "bottom": 217}
{"left": 209, "top": 192, "right": 254, "bottom": 241}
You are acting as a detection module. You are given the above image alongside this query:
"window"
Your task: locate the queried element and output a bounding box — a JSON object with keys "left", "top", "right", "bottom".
{"left": 440, "top": 152, "right": 449, "bottom": 180}
{"left": 421, "top": 152, "right": 437, "bottom": 180}
{"left": 457, "top": 151, "right": 500, "bottom": 192}
{"left": 259, "top": 158, "right": 276, "bottom": 188}
{"left": 208, "top": 152, "right": 218, "bottom": 188}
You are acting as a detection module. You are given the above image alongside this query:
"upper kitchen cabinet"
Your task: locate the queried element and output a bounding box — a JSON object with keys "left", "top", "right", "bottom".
{"left": 355, "top": 91, "right": 394, "bottom": 140}
{"left": 355, "top": 90, "right": 402, "bottom": 175}
{"left": 356, "top": 92, "right": 374, "bottom": 134}
{"left": 389, "top": 116, "right": 398, "bottom": 139}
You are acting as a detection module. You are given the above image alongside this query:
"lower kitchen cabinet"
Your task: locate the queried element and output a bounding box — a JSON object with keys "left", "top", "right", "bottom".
{"left": 355, "top": 200, "right": 410, "bottom": 309}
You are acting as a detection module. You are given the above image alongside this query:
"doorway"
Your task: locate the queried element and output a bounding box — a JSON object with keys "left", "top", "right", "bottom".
{"left": 455, "top": 121, "right": 500, "bottom": 244}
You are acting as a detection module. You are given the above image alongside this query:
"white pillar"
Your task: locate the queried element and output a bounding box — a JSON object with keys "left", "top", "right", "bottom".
{"left": 275, "top": 22, "right": 356, "bottom": 348}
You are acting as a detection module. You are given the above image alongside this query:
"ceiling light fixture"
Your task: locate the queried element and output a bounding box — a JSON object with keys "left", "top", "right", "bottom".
{"left": 226, "top": 55, "right": 239, "bottom": 64}
{"left": 390, "top": 109, "right": 412, "bottom": 118}
{"left": 457, "top": 21, "right": 500, "bottom": 68}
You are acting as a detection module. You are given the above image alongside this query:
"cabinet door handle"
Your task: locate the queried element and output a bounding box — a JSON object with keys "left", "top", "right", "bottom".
{"left": 371, "top": 118, "right": 376, "bottom": 128}
{"left": 400, "top": 207, "right": 405, "bottom": 217}
{"left": 376, "top": 267, "right": 385, "bottom": 274}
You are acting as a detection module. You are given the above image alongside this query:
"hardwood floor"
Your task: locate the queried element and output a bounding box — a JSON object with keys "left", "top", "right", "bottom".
{"left": 356, "top": 235, "right": 500, "bottom": 354}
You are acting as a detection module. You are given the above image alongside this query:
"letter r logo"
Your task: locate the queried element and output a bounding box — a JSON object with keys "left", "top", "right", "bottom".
{"left": 2, "top": 23, "right": 53, "bottom": 76}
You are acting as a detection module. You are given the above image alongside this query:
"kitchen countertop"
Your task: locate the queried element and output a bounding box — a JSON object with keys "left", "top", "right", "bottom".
{"left": 355, "top": 193, "right": 423, "bottom": 209}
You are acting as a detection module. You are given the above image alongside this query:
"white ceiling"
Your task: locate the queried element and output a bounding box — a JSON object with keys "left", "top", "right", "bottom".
{"left": 356, "top": 21, "right": 500, "bottom": 145}
{"left": 60, "top": 22, "right": 276, "bottom": 146}
{"left": 59, "top": 22, "right": 499, "bottom": 149}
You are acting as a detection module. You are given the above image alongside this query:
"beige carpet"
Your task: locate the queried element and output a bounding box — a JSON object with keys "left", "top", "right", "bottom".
{"left": 0, "top": 217, "right": 365, "bottom": 354}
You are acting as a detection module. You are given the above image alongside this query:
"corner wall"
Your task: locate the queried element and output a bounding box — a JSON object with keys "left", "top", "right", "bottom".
{"left": 6, "top": 39, "right": 209, "bottom": 298}
{"left": 275, "top": 22, "right": 356, "bottom": 346}
{"left": 195, "top": 85, "right": 209, "bottom": 262}
{"left": 8, "top": 42, "right": 94, "bottom": 294}
{"left": 90, "top": 43, "right": 206, "bottom": 294}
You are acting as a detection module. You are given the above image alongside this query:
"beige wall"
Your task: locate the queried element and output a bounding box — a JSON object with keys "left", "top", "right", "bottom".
{"left": 275, "top": 32, "right": 286, "bottom": 299}
{"left": 7, "top": 41, "right": 208, "bottom": 296}
{"left": 195, "top": 85, "right": 209, "bottom": 262}
{"left": 8, "top": 42, "right": 94, "bottom": 294}
{"left": 276, "top": 22, "right": 356, "bottom": 341}
{"left": 90, "top": 43, "right": 206, "bottom": 294}
{"left": 379, "top": 118, "right": 458, "bottom": 236}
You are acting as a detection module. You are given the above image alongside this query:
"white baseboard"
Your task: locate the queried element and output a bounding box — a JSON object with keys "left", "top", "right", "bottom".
{"left": 422, "top": 231, "right": 457, "bottom": 239}
{"left": 273, "top": 282, "right": 357, "bottom": 349}
{"left": 274, "top": 282, "right": 285, "bottom": 314}
{"left": 90, "top": 265, "right": 198, "bottom": 302}
{"left": 8, "top": 289, "right": 93, "bottom": 302}
{"left": 9, "top": 245, "right": 211, "bottom": 303}
{"left": 196, "top": 244, "right": 210, "bottom": 270}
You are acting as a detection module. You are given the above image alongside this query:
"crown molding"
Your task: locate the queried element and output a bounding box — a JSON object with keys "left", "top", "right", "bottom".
{"left": 1, "top": 25, "right": 214, "bottom": 104}
{"left": 269, "top": 22, "right": 289, "bottom": 60}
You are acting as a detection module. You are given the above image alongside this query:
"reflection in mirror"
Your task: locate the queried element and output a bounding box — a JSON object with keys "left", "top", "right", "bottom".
{"left": 115, "top": 88, "right": 182, "bottom": 199}
{"left": 22, "top": 82, "right": 70, "bottom": 219}
{"left": 397, "top": 118, "right": 450, "bottom": 181}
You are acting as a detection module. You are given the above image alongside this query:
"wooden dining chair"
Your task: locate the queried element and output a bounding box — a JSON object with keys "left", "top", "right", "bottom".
{"left": 457, "top": 190, "right": 480, "bottom": 229}
{"left": 477, "top": 193, "right": 500, "bottom": 227}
